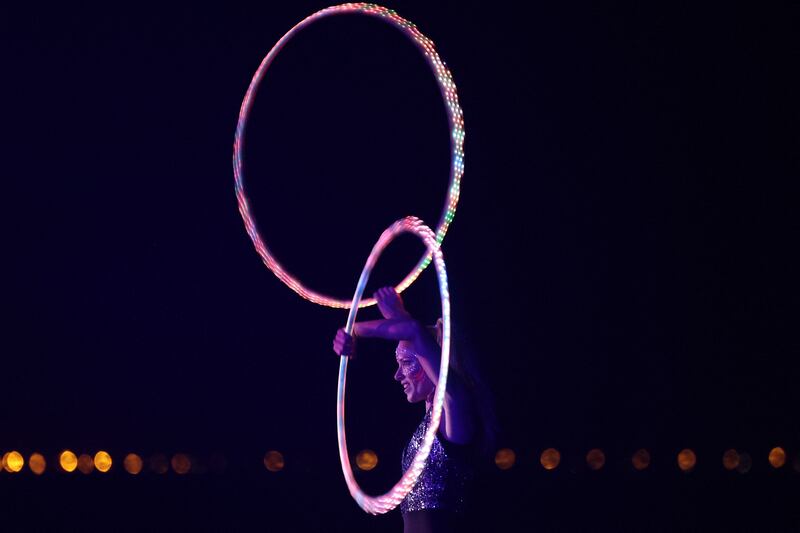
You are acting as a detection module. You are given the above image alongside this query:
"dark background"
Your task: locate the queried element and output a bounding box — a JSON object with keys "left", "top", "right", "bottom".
{"left": 2, "top": 1, "right": 798, "bottom": 531}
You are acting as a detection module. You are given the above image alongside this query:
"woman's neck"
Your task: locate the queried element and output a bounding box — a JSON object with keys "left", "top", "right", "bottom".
{"left": 425, "top": 388, "right": 435, "bottom": 411}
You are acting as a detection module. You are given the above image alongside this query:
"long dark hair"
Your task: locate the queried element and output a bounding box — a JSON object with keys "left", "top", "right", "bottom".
{"left": 430, "top": 319, "right": 499, "bottom": 458}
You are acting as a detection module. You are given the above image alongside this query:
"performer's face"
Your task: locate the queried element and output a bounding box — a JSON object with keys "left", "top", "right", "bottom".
{"left": 394, "top": 341, "right": 434, "bottom": 403}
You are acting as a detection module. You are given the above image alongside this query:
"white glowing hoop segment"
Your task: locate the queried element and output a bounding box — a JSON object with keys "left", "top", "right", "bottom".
{"left": 337, "top": 216, "right": 451, "bottom": 514}
{"left": 234, "top": 3, "right": 465, "bottom": 309}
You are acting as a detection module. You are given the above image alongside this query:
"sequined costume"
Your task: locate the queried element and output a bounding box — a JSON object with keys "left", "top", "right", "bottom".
{"left": 400, "top": 407, "right": 474, "bottom": 516}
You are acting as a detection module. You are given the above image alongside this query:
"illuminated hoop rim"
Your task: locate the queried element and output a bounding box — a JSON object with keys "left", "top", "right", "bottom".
{"left": 337, "top": 216, "right": 451, "bottom": 514}
{"left": 233, "top": 3, "right": 465, "bottom": 309}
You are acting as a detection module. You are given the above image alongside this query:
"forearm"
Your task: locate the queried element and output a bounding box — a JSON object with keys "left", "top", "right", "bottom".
{"left": 414, "top": 333, "right": 476, "bottom": 444}
{"left": 423, "top": 363, "right": 475, "bottom": 444}
{"left": 352, "top": 318, "right": 424, "bottom": 341}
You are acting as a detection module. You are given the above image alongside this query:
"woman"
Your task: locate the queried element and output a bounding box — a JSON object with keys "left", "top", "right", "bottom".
{"left": 333, "top": 287, "right": 495, "bottom": 533}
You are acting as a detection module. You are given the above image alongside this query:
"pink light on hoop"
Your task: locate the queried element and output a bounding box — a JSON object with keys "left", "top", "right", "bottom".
{"left": 337, "top": 216, "right": 451, "bottom": 514}
{"left": 234, "top": 3, "right": 465, "bottom": 308}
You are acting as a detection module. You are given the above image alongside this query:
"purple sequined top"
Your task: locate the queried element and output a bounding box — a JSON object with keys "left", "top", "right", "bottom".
{"left": 400, "top": 407, "right": 473, "bottom": 514}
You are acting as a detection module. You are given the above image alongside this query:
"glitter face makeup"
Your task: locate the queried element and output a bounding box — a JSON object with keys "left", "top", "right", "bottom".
{"left": 395, "top": 346, "right": 424, "bottom": 380}
{"left": 233, "top": 3, "right": 465, "bottom": 308}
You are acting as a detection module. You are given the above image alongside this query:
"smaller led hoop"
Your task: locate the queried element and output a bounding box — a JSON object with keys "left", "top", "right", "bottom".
{"left": 337, "top": 216, "right": 451, "bottom": 514}
{"left": 234, "top": 3, "right": 465, "bottom": 309}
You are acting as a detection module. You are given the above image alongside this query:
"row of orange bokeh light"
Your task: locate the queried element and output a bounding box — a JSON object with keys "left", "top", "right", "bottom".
{"left": 493, "top": 447, "right": 794, "bottom": 473}
{"left": 1, "top": 447, "right": 794, "bottom": 476}
{"left": 0, "top": 450, "right": 286, "bottom": 476}
{"left": 0, "top": 449, "right": 369, "bottom": 476}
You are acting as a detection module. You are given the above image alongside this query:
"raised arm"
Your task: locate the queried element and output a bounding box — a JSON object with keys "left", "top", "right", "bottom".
{"left": 378, "top": 288, "right": 477, "bottom": 444}
{"left": 402, "top": 317, "right": 475, "bottom": 445}
{"left": 331, "top": 288, "right": 476, "bottom": 445}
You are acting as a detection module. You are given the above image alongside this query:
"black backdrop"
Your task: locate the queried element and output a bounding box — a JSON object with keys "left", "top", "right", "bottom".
{"left": 2, "top": 2, "right": 798, "bottom": 531}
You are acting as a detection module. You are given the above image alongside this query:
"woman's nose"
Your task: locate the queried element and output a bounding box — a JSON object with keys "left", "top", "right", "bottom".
{"left": 393, "top": 367, "right": 403, "bottom": 381}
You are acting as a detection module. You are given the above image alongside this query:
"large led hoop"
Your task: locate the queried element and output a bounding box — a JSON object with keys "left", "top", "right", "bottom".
{"left": 337, "top": 216, "right": 451, "bottom": 514}
{"left": 234, "top": 3, "right": 465, "bottom": 309}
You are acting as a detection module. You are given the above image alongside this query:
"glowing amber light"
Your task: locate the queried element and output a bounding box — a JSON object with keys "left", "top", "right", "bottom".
{"left": 540, "top": 448, "right": 561, "bottom": 471}
{"left": 264, "top": 451, "right": 285, "bottom": 472}
{"left": 768, "top": 447, "right": 786, "bottom": 469}
{"left": 494, "top": 448, "right": 516, "bottom": 470}
{"left": 94, "top": 451, "right": 112, "bottom": 473}
{"left": 124, "top": 453, "right": 143, "bottom": 475}
{"left": 677, "top": 449, "right": 696, "bottom": 472}
{"left": 356, "top": 450, "right": 379, "bottom": 471}
{"left": 4, "top": 451, "right": 24, "bottom": 473}
{"left": 171, "top": 454, "right": 191, "bottom": 475}
{"left": 632, "top": 449, "right": 651, "bottom": 471}
{"left": 29, "top": 453, "right": 46, "bottom": 475}
{"left": 60, "top": 450, "right": 78, "bottom": 472}
{"left": 77, "top": 454, "right": 94, "bottom": 474}
{"left": 722, "top": 449, "right": 740, "bottom": 471}
{"left": 586, "top": 449, "right": 605, "bottom": 471}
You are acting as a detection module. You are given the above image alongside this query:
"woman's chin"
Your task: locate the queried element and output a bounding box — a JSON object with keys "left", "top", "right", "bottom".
{"left": 406, "top": 393, "right": 424, "bottom": 403}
